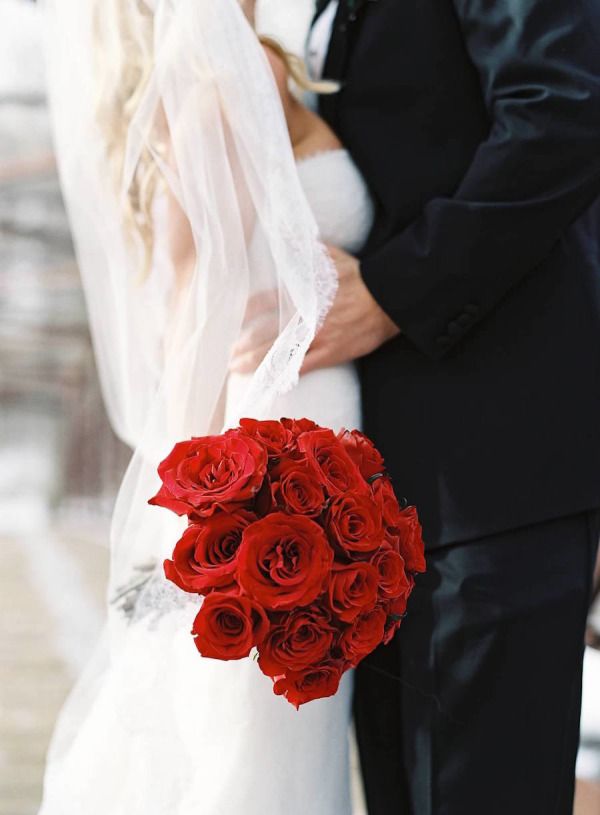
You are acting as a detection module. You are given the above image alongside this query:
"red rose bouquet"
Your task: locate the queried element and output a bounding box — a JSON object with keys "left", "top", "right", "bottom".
{"left": 149, "top": 418, "right": 426, "bottom": 708}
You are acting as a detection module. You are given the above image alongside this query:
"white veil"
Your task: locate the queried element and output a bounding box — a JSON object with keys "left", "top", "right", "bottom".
{"left": 44, "top": 0, "right": 336, "bottom": 597}
{"left": 41, "top": 0, "right": 346, "bottom": 780}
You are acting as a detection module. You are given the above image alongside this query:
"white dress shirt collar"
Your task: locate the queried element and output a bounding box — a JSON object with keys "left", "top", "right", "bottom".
{"left": 306, "top": 0, "right": 339, "bottom": 80}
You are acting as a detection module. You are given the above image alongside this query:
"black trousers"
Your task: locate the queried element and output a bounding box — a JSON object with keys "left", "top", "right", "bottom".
{"left": 354, "top": 511, "right": 600, "bottom": 815}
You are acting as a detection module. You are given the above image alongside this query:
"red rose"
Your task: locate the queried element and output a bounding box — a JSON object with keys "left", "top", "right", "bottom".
{"left": 337, "top": 429, "right": 385, "bottom": 480}
{"left": 258, "top": 604, "right": 334, "bottom": 676}
{"left": 326, "top": 492, "right": 384, "bottom": 556}
{"left": 371, "top": 547, "right": 412, "bottom": 603}
{"left": 272, "top": 661, "right": 343, "bottom": 708}
{"left": 371, "top": 479, "right": 426, "bottom": 574}
{"left": 269, "top": 458, "right": 327, "bottom": 517}
{"left": 297, "top": 429, "right": 366, "bottom": 497}
{"left": 163, "top": 510, "right": 255, "bottom": 595}
{"left": 371, "top": 476, "right": 403, "bottom": 529}
{"left": 237, "top": 513, "right": 334, "bottom": 610}
{"left": 281, "top": 417, "right": 321, "bottom": 436}
{"left": 339, "top": 605, "right": 387, "bottom": 665}
{"left": 239, "top": 418, "right": 295, "bottom": 457}
{"left": 148, "top": 430, "right": 267, "bottom": 517}
{"left": 387, "top": 573, "right": 415, "bottom": 618}
{"left": 381, "top": 573, "right": 415, "bottom": 644}
{"left": 395, "top": 506, "right": 426, "bottom": 574}
{"left": 328, "top": 562, "right": 379, "bottom": 622}
{"left": 192, "top": 592, "right": 270, "bottom": 660}
{"left": 382, "top": 615, "right": 402, "bottom": 645}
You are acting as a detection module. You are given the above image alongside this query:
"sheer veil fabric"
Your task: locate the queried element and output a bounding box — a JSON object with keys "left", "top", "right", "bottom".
{"left": 40, "top": 0, "right": 358, "bottom": 811}
{"left": 44, "top": 0, "right": 338, "bottom": 622}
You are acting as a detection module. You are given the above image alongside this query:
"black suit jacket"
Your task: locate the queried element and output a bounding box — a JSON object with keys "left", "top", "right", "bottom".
{"left": 316, "top": 0, "right": 600, "bottom": 548}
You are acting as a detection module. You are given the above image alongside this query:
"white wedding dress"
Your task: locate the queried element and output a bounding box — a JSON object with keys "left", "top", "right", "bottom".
{"left": 40, "top": 149, "right": 374, "bottom": 815}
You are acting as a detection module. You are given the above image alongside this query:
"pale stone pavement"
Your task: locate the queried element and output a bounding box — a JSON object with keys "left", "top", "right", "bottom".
{"left": 0, "top": 520, "right": 109, "bottom": 815}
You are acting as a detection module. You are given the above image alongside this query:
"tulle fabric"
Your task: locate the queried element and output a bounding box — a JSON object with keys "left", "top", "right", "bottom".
{"left": 40, "top": 604, "right": 354, "bottom": 815}
{"left": 41, "top": 361, "right": 361, "bottom": 814}
{"left": 39, "top": 0, "right": 371, "bottom": 810}
{"left": 43, "top": 0, "right": 338, "bottom": 620}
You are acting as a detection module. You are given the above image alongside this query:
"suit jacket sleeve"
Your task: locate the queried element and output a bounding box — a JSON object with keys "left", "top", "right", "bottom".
{"left": 360, "top": 0, "right": 600, "bottom": 360}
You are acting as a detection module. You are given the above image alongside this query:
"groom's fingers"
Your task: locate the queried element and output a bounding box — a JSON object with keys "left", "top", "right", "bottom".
{"left": 232, "top": 242, "right": 400, "bottom": 376}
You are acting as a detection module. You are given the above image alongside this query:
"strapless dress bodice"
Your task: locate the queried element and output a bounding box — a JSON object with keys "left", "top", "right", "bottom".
{"left": 296, "top": 149, "right": 374, "bottom": 255}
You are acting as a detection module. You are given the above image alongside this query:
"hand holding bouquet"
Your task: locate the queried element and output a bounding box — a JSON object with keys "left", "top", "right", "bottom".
{"left": 149, "top": 418, "right": 425, "bottom": 707}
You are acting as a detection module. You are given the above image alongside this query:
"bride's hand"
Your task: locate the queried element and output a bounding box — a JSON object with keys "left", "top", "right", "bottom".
{"left": 239, "top": 0, "right": 256, "bottom": 26}
{"left": 228, "top": 290, "right": 279, "bottom": 374}
{"left": 301, "top": 245, "right": 401, "bottom": 373}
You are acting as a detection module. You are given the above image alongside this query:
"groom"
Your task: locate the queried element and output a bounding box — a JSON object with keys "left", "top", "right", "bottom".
{"left": 302, "top": 0, "right": 600, "bottom": 813}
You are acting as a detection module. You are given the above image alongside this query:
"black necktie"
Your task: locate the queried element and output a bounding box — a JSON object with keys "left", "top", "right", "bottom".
{"left": 313, "top": 0, "right": 375, "bottom": 29}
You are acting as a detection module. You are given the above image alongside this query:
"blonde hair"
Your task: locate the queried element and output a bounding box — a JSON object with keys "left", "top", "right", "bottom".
{"left": 94, "top": 4, "right": 338, "bottom": 276}
{"left": 258, "top": 36, "right": 340, "bottom": 96}
{"left": 94, "top": 0, "right": 158, "bottom": 275}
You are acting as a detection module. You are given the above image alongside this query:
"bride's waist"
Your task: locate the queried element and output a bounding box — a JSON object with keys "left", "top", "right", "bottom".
{"left": 228, "top": 361, "right": 359, "bottom": 392}
{"left": 226, "top": 362, "right": 362, "bottom": 429}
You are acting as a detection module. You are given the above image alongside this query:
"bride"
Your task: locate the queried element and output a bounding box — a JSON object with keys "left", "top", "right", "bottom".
{"left": 41, "top": 0, "right": 373, "bottom": 812}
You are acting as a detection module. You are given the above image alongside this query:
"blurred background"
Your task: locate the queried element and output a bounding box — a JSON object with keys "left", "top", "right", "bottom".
{"left": 0, "top": 0, "right": 598, "bottom": 813}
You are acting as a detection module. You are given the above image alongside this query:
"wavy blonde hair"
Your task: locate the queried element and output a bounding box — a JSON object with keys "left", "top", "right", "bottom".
{"left": 93, "top": 1, "right": 338, "bottom": 276}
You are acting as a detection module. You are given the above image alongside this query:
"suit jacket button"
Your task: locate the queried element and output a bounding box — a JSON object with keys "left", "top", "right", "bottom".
{"left": 447, "top": 320, "right": 460, "bottom": 336}
{"left": 457, "top": 314, "right": 471, "bottom": 328}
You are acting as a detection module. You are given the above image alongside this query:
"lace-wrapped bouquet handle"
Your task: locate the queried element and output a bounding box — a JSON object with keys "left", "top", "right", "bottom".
{"left": 148, "top": 418, "right": 426, "bottom": 708}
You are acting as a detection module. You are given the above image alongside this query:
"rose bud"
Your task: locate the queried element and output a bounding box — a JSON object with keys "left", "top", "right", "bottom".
{"left": 371, "top": 479, "right": 426, "bottom": 574}
{"left": 163, "top": 510, "right": 256, "bottom": 595}
{"left": 339, "top": 605, "right": 387, "bottom": 666}
{"left": 328, "top": 562, "right": 379, "bottom": 622}
{"left": 237, "top": 512, "right": 334, "bottom": 610}
{"left": 148, "top": 429, "right": 267, "bottom": 517}
{"left": 258, "top": 604, "right": 334, "bottom": 676}
{"left": 395, "top": 505, "right": 427, "bottom": 574}
{"left": 192, "top": 592, "right": 270, "bottom": 660}
{"left": 371, "top": 475, "right": 403, "bottom": 530}
{"left": 337, "top": 428, "right": 385, "bottom": 481}
{"left": 326, "top": 493, "right": 384, "bottom": 557}
{"left": 387, "top": 574, "right": 415, "bottom": 619}
{"left": 272, "top": 661, "right": 343, "bottom": 709}
{"left": 297, "top": 429, "right": 367, "bottom": 497}
{"left": 382, "top": 615, "right": 403, "bottom": 645}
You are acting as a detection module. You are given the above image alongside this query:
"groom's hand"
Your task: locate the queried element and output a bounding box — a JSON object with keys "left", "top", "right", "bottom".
{"left": 228, "top": 245, "right": 399, "bottom": 375}
{"left": 301, "top": 245, "right": 400, "bottom": 374}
